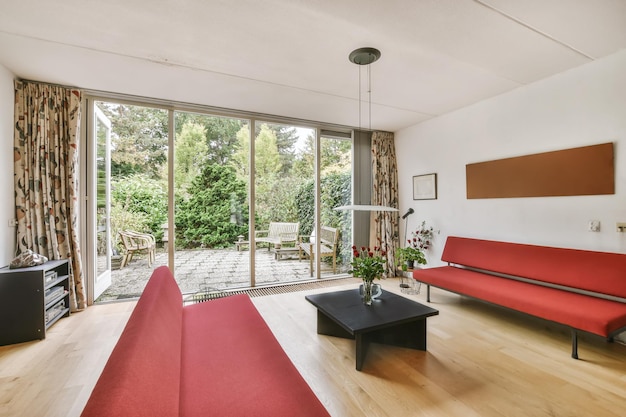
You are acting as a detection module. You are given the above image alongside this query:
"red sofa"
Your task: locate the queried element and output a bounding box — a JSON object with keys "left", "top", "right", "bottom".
{"left": 81, "top": 266, "right": 330, "bottom": 417}
{"left": 413, "top": 236, "right": 626, "bottom": 358}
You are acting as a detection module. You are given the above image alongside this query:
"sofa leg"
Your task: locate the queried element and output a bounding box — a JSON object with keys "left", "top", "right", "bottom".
{"left": 427, "top": 285, "right": 431, "bottom": 302}
{"left": 571, "top": 329, "right": 579, "bottom": 359}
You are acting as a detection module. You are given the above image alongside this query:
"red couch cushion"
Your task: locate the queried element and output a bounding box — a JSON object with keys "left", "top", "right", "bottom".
{"left": 441, "top": 236, "right": 626, "bottom": 299}
{"left": 81, "top": 266, "right": 183, "bottom": 417}
{"left": 83, "top": 267, "right": 329, "bottom": 417}
{"left": 414, "top": 266, "right": 626, "bottom": 336}
{"left": 179, "top": 294, "right": 329, "bottom": 417}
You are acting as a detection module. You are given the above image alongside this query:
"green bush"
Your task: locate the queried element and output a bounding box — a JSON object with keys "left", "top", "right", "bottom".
{"left": 109, "top": 204, "right": 150, "bottom": 253}
{"left": 295, "top": 172, "right": 352, "bottom": 265}
{"left": 255, "top": 175, "right": 300, "bottom": 228}
{"left": 111, "top": 174, "right": 167, "bottom": 245}
{"left": 176, "top": 164, "right": 249, "bottom": 248}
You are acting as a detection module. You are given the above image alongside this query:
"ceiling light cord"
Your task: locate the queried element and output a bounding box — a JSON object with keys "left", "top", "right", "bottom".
{"left": 368, "top": 60, "right": 372, "bottom": 131}
{"left": 358, "top": 62, "right": 362, "bottom": 132}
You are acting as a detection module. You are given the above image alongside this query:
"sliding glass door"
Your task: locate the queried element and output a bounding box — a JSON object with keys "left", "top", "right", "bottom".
{"left": 85, "top": 97, "right": 353, "bottom": 303}
{"left": 172, "top": 111, "right": 250, "bottom": 293}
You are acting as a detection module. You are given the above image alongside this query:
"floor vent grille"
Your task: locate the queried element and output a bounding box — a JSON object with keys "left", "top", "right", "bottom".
{"left": 190, "top": 277, "right": 357, "bottom": 303}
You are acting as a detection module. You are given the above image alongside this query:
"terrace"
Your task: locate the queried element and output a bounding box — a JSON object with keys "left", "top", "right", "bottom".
{"left": 97, "top": 247, "right": 349, "bottom": 302}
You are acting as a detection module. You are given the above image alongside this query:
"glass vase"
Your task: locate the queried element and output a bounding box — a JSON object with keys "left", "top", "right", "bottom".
{"left": 359, "top": 280, "right": 382, "bottom": 305}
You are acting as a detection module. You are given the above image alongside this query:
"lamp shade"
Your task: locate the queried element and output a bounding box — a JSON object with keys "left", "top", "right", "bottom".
{"left": 334, "top": 204, "right": 398, "bottom": 212}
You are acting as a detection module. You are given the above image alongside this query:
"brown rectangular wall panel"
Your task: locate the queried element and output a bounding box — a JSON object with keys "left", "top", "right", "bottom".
{"left": 466, "top": 142, "right": 614, "bottom": 199}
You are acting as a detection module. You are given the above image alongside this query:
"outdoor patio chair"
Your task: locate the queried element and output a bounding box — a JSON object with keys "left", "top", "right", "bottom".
{"left": 119, "top": 230, "right": 156, "bottom": 269}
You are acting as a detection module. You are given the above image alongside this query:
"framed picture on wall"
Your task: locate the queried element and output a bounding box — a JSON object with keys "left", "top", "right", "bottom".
{"left": 413, "top": 173, "right": 437, "bottom": 200}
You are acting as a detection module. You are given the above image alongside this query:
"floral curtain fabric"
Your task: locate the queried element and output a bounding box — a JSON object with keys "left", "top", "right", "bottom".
{"left": 14, "top": 80, "right": 86, "bottom": 311}
{"left": 371, "top": 131, "right": 399, "bottom": 277}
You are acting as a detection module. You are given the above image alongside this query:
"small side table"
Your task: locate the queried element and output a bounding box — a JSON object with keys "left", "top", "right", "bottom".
{"left": 272, "top": 246, "right": 299, "bottom": 260}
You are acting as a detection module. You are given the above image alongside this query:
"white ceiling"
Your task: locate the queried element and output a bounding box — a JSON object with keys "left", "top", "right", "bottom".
{"left": 1, "top": 0, "right": 625, "bottom": 132}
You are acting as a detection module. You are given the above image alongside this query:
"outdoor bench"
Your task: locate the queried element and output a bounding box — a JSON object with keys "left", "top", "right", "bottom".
{"left": 413, "top": 236, "right": 626, "bottom": 359}
{"left": 298, "top": 225, "right": 339, "bottom": 276}
{"left": 81, "top": 266, "right": 329, "bottom": 417}
{"left": 255, "top": 221, "right": 299, "bottom": 249}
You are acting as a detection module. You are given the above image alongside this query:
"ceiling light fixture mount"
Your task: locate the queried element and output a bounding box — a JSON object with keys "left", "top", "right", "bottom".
{"left": 349, "top": 47, "right": 381, "bottom": 132}
{"left": 348, "top": 47, "right": 381, "bottom": 66}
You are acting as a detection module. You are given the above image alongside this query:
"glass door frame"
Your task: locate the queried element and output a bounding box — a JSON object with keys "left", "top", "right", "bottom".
{"left": 83, "top": 99, "right": 113, "bottom": 303}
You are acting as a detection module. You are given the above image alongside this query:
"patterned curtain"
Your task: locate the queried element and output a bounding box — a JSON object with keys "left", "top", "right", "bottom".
{"left": 371, "top": 131, "right": 399, "bottom": 277}
{"left": 14, "top": 80, "right": 86, "bottom": 311}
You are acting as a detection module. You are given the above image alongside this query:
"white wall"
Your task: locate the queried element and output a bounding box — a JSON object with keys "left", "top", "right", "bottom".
{"left": 396, "top": 49, "right": 626, "bottom": 267}
{"left": 0, "top": 64, "right": 15, "bottom": 266}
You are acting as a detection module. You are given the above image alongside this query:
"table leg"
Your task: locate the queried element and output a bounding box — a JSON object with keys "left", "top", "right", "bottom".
{"left": 369, "top": 319, "right": 428, "bottom": 350}
{"left": 316, "top": 310, "right": 353, "bottom": 339}
{"left": 355, "top": 332, "right": 371, "bottom": 371}
{"left": 315, "top": 309, "right": 431, "bottom": 372}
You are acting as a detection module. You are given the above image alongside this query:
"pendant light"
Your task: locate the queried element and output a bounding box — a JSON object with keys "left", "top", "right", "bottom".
{"left": 348, "top": 47, "right": 381, "bottom": 132}
{"left": 336, "top": 48, "right": 395, "bottom": 213}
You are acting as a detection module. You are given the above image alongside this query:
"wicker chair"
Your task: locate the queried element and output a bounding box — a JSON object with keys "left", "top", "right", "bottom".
{"left": 119, "top": 230, "right": 156, "bottom": 268}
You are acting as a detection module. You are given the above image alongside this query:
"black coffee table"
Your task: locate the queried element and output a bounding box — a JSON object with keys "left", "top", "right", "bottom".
{"left": 305, "top": 289, "right": 439, "bottom": 371}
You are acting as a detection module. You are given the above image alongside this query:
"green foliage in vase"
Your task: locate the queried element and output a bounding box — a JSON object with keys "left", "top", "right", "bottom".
{"left": 350, "top": 246, "right": 387, "bottom": 282}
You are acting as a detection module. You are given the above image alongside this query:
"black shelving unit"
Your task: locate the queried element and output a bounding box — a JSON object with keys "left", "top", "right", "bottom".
{"left": 0, "top": 259, "right": 71, "bottom": 345}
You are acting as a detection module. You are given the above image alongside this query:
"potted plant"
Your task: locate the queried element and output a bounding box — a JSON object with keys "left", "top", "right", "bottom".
{"left": 396, "top": 246, "right": 426, "bottom": 271}
{"left": 397, "top": 221, "right": 434, "bottom": 271}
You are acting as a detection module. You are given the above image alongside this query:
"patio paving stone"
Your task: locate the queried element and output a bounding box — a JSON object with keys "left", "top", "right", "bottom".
{"left": 98, "top": 247, "right": 347, "bottom": 302}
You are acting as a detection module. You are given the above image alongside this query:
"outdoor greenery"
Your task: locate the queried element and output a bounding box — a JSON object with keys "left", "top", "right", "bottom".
{"left": 176, "top": 164, "right": 249, "bottom": 248}
{"left": 110, "top": 174, "right": 167, "bottom": 247}
{"left": 99, "top": 102, "right": 353, "bottom": 259}
{"left": 295, "top": 172, "right": 352, "bottom": 263}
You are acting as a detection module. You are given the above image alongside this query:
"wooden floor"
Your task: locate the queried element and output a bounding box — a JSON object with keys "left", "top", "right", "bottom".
{"left": 2, "top": 278, "right": 625, "bottom": 417}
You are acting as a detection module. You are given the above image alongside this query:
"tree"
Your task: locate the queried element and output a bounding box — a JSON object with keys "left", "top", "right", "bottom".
{"left": 231, "top": 123, "right": 282, "bottom": 178}
{"left": 231, "top": 125, "right": 251, "bottom": 178}
{"left": 292, "top": 134, "right": 352, "bottom": 177}
{"left": 98, "top": 102, "right": 168, "bottom": 179}
{"left": 292, "top": 134, "right": 315, "bottom": 178}
{"left": 175, "top": 121, "right": 208, "bottom": 194}
{"left": 320, "top": 137, "right": 352, "bottom": 175}
{"left": 175, "top": 112, "right": 244, "bottom": 165}
{"left": 262, "top": 124, "right": 298, "bottom": 174}
{"left": 252, "top": 124, "right": 284, "bottom": 227}
{"left": 255, "top": 124, "right": 283, "bottom": 178}
{"left": 205, "top": 117, "right": 246, "bottom": 165}
{"left": 176, "top": 164, "right": 248, "bottom": 248}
